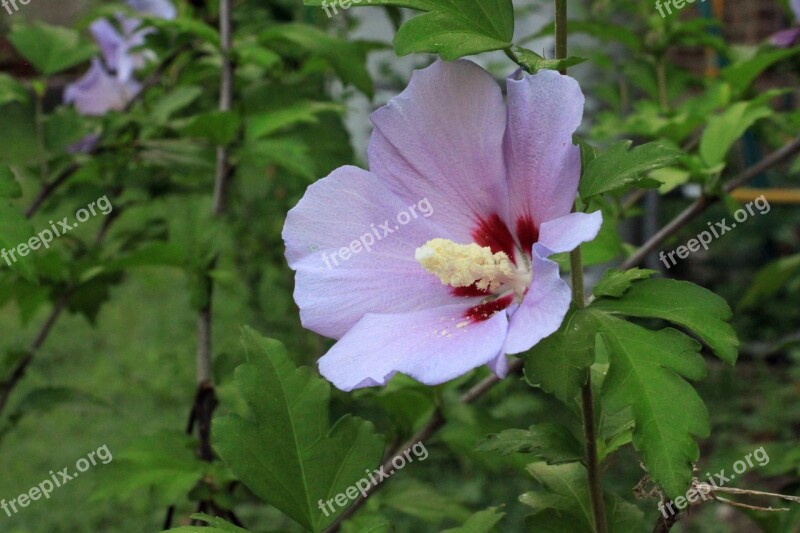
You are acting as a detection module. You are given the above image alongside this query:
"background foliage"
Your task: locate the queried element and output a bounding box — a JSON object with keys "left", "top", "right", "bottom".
{"left": 0, "top": 0, "right": 798, "bottom": 531}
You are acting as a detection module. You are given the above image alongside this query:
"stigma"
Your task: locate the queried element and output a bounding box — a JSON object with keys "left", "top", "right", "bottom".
{"left": 415, "top": 238, "right": 515, "bottom": 292}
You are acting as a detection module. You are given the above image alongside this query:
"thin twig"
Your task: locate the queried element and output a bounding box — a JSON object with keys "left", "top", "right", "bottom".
{"left": 0, "top": 196, "right": 125, "bottom": 417}
{"left": 0, "top": 296, "right": 68, "bottom": 414}
{"left": 183, "top": 0, "right": 234, "bottom": 527}
{"left": 24, "top": 163, "right": 79, "bottom": 218}
{"left": 212, "top": 0, "right": 234, "bottom": 217}
{"left": 622, "top": 135, "right": 800, "bottom": 270}
{"left": 323, "top": 364, "right": 523, "bottom": 533}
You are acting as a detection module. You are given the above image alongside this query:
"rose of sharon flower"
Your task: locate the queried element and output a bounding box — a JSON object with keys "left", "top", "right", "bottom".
{"left": 770, "top": 0, "right": 800, "bottom": 47}
{"left": 64, "top": 58, "right": 142, "bottom": 116}
{"left": 90, "top": 17, "right": 152, "bottom": 82}
{"left": 90, "top": 0, "right": 177, "bottom": 82}
{"left": 65, "top": 0, "right": 175, "bottom": 136}
{"left": 283, "top": 60, "right": 602, "bottom": 391}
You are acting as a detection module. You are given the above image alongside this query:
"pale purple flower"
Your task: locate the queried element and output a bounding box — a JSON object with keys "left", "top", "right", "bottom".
{"left": 64, "top": 59, "right": 142, "bottom": 116}
{"left": 65, "top": 0, "right": 174, "bottom": 117}
{"left": 283, "top": 60, "right": 602, "bottom": 391}
{"left": 127, "top": 0, "right": 177, "bottom": 19}
{"left": 90, "top": 16, "right": 151, "bottom": 82}
{"left": 770, "top": 0, "right": 800, "bottom": 47}
{"left": 90, "top": 0, "right": 174, "bottom": 81}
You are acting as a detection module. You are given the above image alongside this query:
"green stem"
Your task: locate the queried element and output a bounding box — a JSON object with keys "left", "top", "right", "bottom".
{"left": 555, "top": 1, "right": 607, "bottom": 531}
{"left": 34, "top": 79, "right": 49, "bottom": 184}
{"left": 656, "top": 58, "right": 668, "bottom": 111}
{"left": 571, "top": 236, "right": 608, "bottom": 533}
{"left": 555, "top": 0, "right": 567, "bottom": 73}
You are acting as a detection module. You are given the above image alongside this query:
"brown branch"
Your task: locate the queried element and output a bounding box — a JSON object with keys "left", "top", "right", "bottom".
{"left": 24, "top": 163, "right": 80, "bottom": 219}
{"left": 0, "top": 194, "right": 125, "bottom": 417}
{"left": 0, "top": 295, "right": 68, "bottom": 414}
{"left": 323, "top": 362, "right": 523, "bottom": 533}
{"left": 180, "top": 1, "right": 234, "bottom": 528}
{"left": 622, "top": 135, "right": 800, "bottom": 270}
{"left": 652, "top": 501, "right": 680, "bottom": 533}
{"left": 212, "top": 0, "right": 234, "bottom": 217}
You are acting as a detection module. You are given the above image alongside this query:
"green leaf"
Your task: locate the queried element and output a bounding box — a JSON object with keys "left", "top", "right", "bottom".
{"left": 721, "top": 47, "right": 800, "bottom": 95}
{"left": 8, "top": 22, "right": 97, "bottom": 76}
{"left": 591, "top": 278, "right": 738, "bottom": 364}
{"left": 214, "top": 329, "right": 384, "bottom": 532}
{"left": 585, "top": 312, "right": 709, "bottom": 498}
{"left": 592, "top": 268, "right": 657, "bottom": 299}
{"left": 521, "top": 463, "right": 594, "bottom": 530}
{"left": 261, "top": 24, "right": 373, "bottom": 97}
{"left": 476, "top": 423, "right": 583, "bottom": 464}
{"left": 739, "top": 253, "right": 800, "bottom": 309}
{"left": 0, "top": 74, "right": 29, "bottom": 107}
{"left": 382, "top": 479, "right": 471, "bottom": 524}
{"left": 166, "top": 513, "right": 251, "bottom": 532}
{"left": 575, "top": 136, "right": 599, "bottom": 175}
{"left": 523, "top": 309, "right": 595, "bottom": 403}
{"left": 91, "top": 431, "right": 208, "bottom": 503}
{"left": 149, "top": 86, "right": 204, "bottom": 124}
{"left": 0, "top": 202, "right": 36, "bottom": 281}
{"left": 239, "top": 138, "right": 315, "bottom": 179}
{"left": 149, "top": 16, "right": 220, "bottom": 46}
{"left": 440, "top": 506, "right": 505, "bottom": 533}
{"left": 524, "top": 509, "right": 585, "bottom": 532}
{"left": 138, "top": 139, "right": 215, "bottom": 169}
{"left": 521, "top": 462, "right": 644, "bottom": 532}
{"left": 304, "top": 0, "right": 514, "bottom": 60}
{"left": 108, "top": 243, "right": 188, "bottom": 271}
{"left": 0, "top": 386, "right": 108, "bottom": 445}
{"left": 235, "top": 43, "right": 281, "bottom": 70}
{"left": 651, "top": 167, "right": 691, "bottom": 194}
{"left": 699, "top": 101, "right": 773, "bottom": 168}
{"left": 0, "top": 167, "right": 22, "bottom": 199}
{"left": 180, "top": 111, "right": 241, "bottom": 145}
{"left": 511, "top": 47, "right": 587, "bottom": 73}
{"left": 44, "top": 106, "right": 90, "bottom": 153}
{"left": 579, "top": 141, "right": 682, "bottom": 200}
{"left": 246, "top": 102, "right": 342, "bottom": 140}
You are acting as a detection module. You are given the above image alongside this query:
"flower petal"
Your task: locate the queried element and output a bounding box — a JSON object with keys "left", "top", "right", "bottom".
{"left": 503, "top": 251, "right": 571, "bottom": 354}
{"left": 283, "top": 166, "right": 463, "bottom": 339}
{"left": 368, "top": 59, "right": 509, "bottom": 243}
{"left": 793, "top": 0, "right": 800, "bottom": 23}
{"left": 770, "top": 27, "right": 800, "bottom": 48}
{"left": 504, "top": 70, "right": 584, "bottom": 228}
{"left": 64, "top": 59, "right": 141, "bottom": 116}
{"left": 319, "top": 304, "right": 508, "bottom": 391}
{"left": 90, "top": 18, "right": 126, "bottom": 73}
{"left": 534, "top": 211, "right": 603, "bottom": 257}
{"left": 127, "top": 0, "right": 177, "bottom": 19}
